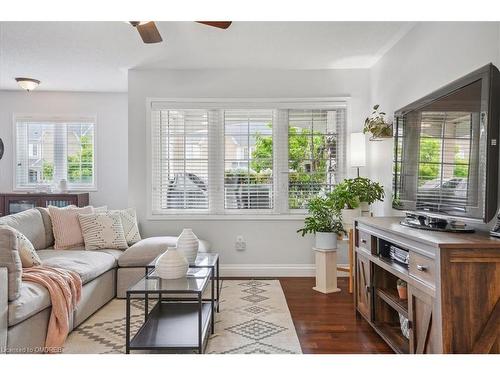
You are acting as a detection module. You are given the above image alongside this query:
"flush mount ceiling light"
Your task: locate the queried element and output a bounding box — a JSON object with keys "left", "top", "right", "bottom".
{"left": 15, "top": 77, "right": 40, "bottom": 91}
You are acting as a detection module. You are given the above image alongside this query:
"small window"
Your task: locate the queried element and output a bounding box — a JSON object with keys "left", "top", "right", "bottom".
{"left": 15, "top": 118, "right": 96, "bottom": 190}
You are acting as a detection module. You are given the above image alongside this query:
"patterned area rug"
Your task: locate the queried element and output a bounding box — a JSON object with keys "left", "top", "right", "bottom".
{"left": 63, "top": 280, "right": 302, "bottom": 354}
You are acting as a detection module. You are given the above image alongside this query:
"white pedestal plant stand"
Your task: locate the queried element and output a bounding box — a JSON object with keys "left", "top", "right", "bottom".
{"left": 312, "top": 247, "right": 341, "bottom": 294}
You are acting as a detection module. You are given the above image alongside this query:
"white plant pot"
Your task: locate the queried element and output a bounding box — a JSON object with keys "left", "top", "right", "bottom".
{"left": 359, "top": 202, "right": 370, "bottom": 215}
{"left": 315, "top": 232, "right": 338, "bottom": 250}
{"left": 342, "top": 208, "right": 362, "bottom": 228}
{"left": 155, "top": 247, "right": 189, "bottom": 279}
{"left": 176, "top": 228, "right": 199, "bottom": 264}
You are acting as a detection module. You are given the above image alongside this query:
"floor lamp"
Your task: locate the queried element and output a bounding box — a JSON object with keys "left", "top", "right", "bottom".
{"left": 350, "top": 132, "right": 366, "bottom": 177}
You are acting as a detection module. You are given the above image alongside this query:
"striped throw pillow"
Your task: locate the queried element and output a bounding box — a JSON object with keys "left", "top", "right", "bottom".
{"left": 48, "top": 205, "right": 94, "bottom": 249}
{"left": 78, "top": 212, "right": 128, "bottom": 250}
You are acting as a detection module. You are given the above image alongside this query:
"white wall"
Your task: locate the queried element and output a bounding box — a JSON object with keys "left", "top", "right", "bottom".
{"left": 369, "top": 22, "right": 500, "bottom": 217}
{"left": 0, "top": 90, "right": 128, "bottom": 209}
{"left": 128, "top": 69, "right": 371, "bottom": 272}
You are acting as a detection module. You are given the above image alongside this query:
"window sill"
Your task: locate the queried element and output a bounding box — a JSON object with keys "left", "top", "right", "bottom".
{"left": 13, "top": 187, "right": 98, "bottom": 193}
{"left": 147, "top": 214, "right": 307, "bottom": 221}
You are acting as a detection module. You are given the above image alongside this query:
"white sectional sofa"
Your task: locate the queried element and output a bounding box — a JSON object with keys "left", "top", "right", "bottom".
{"left": 0, "top": 208, "right": 210, "bottom": 353}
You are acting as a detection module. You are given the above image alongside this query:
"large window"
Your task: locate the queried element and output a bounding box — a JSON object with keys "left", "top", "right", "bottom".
{"left": 150, "top": 101, "right": 346, "bottom": 216}
{"left": 15, "top": 118, "right": 96, "bottom": 190}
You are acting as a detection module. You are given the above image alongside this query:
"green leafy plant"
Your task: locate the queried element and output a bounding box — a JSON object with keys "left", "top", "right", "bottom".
{"left": 329, "top": 177, "right": 385, "bottom": 211}
{"left": 297, "top": 195, "right": 346, "bottom": 237}
{"left": 352, "top": 177, "right": 385, "bottom": 205}
{"left": 363, "top": 104, "right": 393, "bottom": 140}
{"left": 329, "top": 179, "right": 361, "bottom": 211}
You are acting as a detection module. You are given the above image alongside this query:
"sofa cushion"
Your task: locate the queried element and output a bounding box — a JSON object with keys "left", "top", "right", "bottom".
{"left": 0, "top": 209, "right": 46, "bottom": 250}
{"left": 8, "top": 281, "right": 51, "bottom": 327}
{"left": 35, "top": 207, "right": 55, "bottom": 249}
{"left": 48, "top": 205, "right": 93, "bottom": 250}
{"left": 8, "top": 226, "right": 42, "bottom": 268}
{"left": 110, "top": 208, "right": 141, "bottom": 246}
{"left": 78, "top": 212, "right": 128, "bottom": 250}
{"left": 97, "top": 249, "right": 124, "bottom": 262}
{"left": 37, "top": 249, "right": 116, "bottom": 284}
{"left": 0, "top": 226, "right": 22, "bottom": 301}
{"left": 118, "top": 236, "right": 211, "bottom": 267}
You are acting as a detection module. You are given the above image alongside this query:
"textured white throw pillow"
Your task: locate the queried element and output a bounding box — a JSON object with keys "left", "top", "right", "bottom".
{"left": 48, "top": 205, "right": 94, "bottom": 249}
{"left": 110, "top": 208, "right": 141, "bottom": 245}
{"left": 0, "top": 225, "right": 42, "bottom": 267}
{"left": 78, "top": 212, "right": 128, "bottom": 250}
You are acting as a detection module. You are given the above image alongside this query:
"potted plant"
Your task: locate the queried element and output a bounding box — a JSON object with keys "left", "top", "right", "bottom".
{"left": 397, "top": 279, "right": 408, "bottom": 300}
{"left": 297, "top": 195, "right": 347, "bottom": 249}
{"left": 351, "top": 177, "right": 385, "bottom": 214}
{"left": 329, "top": 179, "right": 362, "bottom": 227}
{"left": 363, "top": 104, "right": 393, "bottom": 141}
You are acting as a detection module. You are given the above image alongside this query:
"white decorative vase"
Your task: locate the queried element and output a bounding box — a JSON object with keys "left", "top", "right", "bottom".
{"left": 59, "top": 179, "right": 68, "bottom": 193}
{"left": 315, "top": 232, "right": 338, "bottom": 250}
{"left": 177, "top": 228, "right": 199, "bottom": 264}
{"left": 155, "top": 247, "right": 188, "bottom": 279}
{"left": 341, "top": 208, "right": 362, "bottom": 228}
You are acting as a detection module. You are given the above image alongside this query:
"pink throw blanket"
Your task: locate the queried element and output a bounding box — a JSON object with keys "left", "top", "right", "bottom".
{"left": 22, "top": 266, "right": 82, "bottom": 353}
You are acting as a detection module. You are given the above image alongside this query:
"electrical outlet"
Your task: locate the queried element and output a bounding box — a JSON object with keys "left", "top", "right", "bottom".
{"left": 235, "top": 235, "right": 246, "bottom": 251}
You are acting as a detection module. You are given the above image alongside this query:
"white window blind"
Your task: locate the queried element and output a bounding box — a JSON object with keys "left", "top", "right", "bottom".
{"left": 288, "top": 109, "right": 346, "bottom": 209}
{"left": 15, "top": 118, "right": 96, "bottom": 190}
{"left": 151, "top": 110, "right": 210, "bottom": 212}
{"left": 150, "top": 101, "right": 346, "bottom": 216}
{"left": 224, "top": 110, "right": 273, "bottom": 210}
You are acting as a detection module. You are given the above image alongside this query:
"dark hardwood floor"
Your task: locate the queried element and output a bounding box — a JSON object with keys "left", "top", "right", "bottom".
{"left": 279, "top": 277, "right": 392, "bottom": 354}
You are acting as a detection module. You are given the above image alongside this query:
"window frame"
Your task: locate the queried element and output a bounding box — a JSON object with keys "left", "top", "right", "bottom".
{"left": 147, "top": 98, "right": 349, "bottom": 220}
{"left": 12, "top": 114, "right": 98, "bottom": 192}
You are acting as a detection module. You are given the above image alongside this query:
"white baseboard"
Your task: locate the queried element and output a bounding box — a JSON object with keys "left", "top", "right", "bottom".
{"left": 220, "top": 263, "right": 350, "bottom": 278}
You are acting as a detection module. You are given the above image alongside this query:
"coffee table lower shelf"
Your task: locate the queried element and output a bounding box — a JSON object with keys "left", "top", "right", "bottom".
{"left": 128, "top": 301, "right": 212, "bottom": 353}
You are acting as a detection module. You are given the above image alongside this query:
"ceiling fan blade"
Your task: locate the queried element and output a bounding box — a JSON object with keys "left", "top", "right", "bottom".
{"left": 136, "top": 22, "right": 163, "bottom": 43}
{"left": 196, "top": 21, "right": 232, "bottom": 29}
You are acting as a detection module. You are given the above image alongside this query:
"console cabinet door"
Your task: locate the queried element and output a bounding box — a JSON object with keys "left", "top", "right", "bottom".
{"left": 408, "top": 285, "right": 439, "bottom": 353}
{"left": 356, "top": 252, "right": 372, "bottom": 320}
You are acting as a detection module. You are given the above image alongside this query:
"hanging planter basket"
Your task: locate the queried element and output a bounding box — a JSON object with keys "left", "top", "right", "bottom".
{"left": 364, "top": 104, "right": 393, "bottom": 141}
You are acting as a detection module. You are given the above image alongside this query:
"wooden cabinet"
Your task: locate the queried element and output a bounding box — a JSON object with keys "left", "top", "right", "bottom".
{"left": 355, "top": 252, "right": 372, "bottom": 320}
{"left": 408, "top": 285, "right": 440, "bottom": 354}
{"left": 354, "top": 217, "right": 500, "bottom": 354}
{"left": 0, "top": 193, "right": 89, "bottom": 216}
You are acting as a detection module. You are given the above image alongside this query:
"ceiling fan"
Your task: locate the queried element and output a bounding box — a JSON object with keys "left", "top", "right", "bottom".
{"left": 129, "top": 21, "right": 232, "bottom": 44}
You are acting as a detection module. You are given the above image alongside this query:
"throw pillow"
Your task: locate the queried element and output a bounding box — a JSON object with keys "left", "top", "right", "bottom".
{"left": 78, "top": 212, "right": 128, "bottom": 250}
{"left": 48, "top": 205, "right": 94, "bottom": 249}
{"left": 0, "top": 225, "right": 23, "bottom": 301}
{"left": 0, "top": 224, "right": 42, "bottom": 267}
{"left": 110, "top": 208, "right": 141, "bottom": 245}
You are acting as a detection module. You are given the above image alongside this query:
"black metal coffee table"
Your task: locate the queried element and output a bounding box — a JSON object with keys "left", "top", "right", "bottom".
{"left": 125, "top": 267, "right": 214, "bottom": 354}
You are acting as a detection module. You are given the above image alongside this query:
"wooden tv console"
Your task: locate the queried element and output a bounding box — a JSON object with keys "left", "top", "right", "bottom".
{"left": 354, "top": 217, "right": 500, "bottom": 354}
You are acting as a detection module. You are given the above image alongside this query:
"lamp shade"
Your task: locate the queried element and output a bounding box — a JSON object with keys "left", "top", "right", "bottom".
{"left": 350, "top": 132, "right": 366, "bottom": 167}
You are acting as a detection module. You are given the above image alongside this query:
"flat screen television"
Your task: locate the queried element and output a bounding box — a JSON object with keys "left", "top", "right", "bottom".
{"left": 393, "top": 64, "right": 500, "bottom": 225}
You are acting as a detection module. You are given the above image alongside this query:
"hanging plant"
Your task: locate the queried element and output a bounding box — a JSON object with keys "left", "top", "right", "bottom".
{"left": 363, "top": 104, "right": 393, "bottom": 141}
